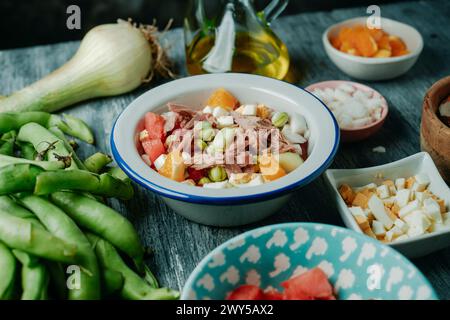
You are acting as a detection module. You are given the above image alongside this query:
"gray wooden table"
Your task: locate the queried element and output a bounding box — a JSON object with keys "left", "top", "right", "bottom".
{"left": 1, "top": 0, "right": 449, "bottom": 299}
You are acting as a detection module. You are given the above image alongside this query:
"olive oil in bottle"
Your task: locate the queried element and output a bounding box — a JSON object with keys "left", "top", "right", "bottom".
{"left": 186, "top": 30, "right": 290, "bottom": 80}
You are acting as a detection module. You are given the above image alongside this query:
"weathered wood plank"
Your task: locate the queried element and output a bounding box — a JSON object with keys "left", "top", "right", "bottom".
{"left": 1, "top": 0, "right": 449, "bottom": 299}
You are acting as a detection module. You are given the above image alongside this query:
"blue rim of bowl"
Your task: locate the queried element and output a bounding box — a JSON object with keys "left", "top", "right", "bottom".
{"left": 180, "top": 222, "right": 438, "bottom": 300}
{"left": 110, "top": 75, "right": 340, "bottom": 205}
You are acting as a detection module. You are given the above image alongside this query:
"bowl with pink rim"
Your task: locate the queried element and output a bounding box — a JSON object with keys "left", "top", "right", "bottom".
{"left": 306, "top": 80, "right": 389, "bottom": 143}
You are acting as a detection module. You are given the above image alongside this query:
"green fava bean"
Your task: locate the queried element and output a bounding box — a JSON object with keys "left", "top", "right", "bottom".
{"left": 87, "top": 233, "right": 179, "bottom": 300}
{"left": 0, "top": 164, "right": 43, "bottom": 196}
{"left": 0, "top": 211, "right": 77, "bottom": 264}
{"left": 19, "top": 195, "right": 101, "bottom": 300}
{"left": 0, "top": 242, "right": 17, "bottom": 300}
{"left": 50, "top": 191, "right": 144, "bottom": 271}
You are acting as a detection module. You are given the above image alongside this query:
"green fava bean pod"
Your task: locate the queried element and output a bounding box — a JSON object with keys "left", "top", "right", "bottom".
{"left": 16, "top": 141, "right": 37, "bottom": 160}
{"left": 48, "top": 126, "right": 86, "bottom": 170}
{"left": 107, "top": 166, "right": 131, "bottom": 184}
{"left": 0, "top": 154, "right": 66, "bottom": 171}
{"left": 87, "top": 234, "right": 179, "bottom": 300}
{"left": 17, "top": 123, "right": 77, "bottom": 169}
{"left": 34, "top": 170, "right": 134, "bottom": 200}
{"left": 0, "top": 112, "right": 94, "bottom": 144}
{"left": 0, "top": 211, "right": 77, "bottom": 264}
{"left": 0, "top": 242, "right": 17, "bottom": 300}
{"left": 102, "top": 268, "right": 125, "bottom": 296}
{"left": 0, "top": 131, "right": 16, "bottom": 156}
{"left": 0, "top": 164, "right": 43, "bottom": 196}
{"left": 0, "top": 196, "right": 66, "bottom": 299}
{"left": 50, "top": 191, "right": 144, "bottom": 272}
{"left": 84, "top": 152, "right": 112, "bottom": 174}
{"left": 19, "top": 195, "right": 101, "bottom": 300}
{"left": 12, "top": 249, "right": 49, "bottom": 300}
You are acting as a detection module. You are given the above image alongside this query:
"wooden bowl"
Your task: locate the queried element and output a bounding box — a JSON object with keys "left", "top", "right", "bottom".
{"left": 421, "top": 76, "right": 450, "bottom": 183}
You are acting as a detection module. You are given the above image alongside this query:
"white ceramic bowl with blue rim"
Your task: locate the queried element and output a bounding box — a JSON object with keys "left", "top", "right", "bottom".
{"left": 111, "top": 74, "right": 339, "bottom": 227}
{"left": 181, "top": 223, "right": 437, "bottom": 300}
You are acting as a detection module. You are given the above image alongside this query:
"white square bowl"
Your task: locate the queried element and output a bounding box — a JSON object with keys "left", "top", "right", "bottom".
{"left": 324, "top": 152, "right": 450, "bottom": 258}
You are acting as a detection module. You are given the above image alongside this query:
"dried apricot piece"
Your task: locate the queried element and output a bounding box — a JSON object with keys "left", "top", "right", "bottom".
{"left": 354, "top": 29, "right": 378, "bottom": 57}
{"left": 206, "top": 88, "right": 240, "bottom": 111}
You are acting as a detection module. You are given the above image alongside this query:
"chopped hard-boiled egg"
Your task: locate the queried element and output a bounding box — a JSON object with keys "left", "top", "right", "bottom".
{"left": 339, "top": 173, "right": 448, "bottom": 243}
{"left": 154, "top": 154, "right": 167, "bottom": 171}
{"left": 212, "top": 106, "right": 229, "bottom": 118}
{"left": 217, "top": 115, "right": 234, "bottom": 128}
{"left": 241, "top": 104, "right": 257, "bottom": 116}
{"left": 203, "top": 181, "right": 232, "bottom": 189}
{"left": 203, "top": 106, "right": 214, "bottom": 114}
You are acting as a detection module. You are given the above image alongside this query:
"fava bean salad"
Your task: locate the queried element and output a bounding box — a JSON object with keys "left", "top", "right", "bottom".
{"left": 137, "top": 88, "right": 310, "bottom": 188}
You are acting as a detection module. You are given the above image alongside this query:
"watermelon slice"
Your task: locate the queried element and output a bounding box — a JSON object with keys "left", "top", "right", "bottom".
{"left": 227, "top": 285, "right": 264, "bottom": 300}
{"left": 263, "top": 289, "right": 284, "bottom": 300}
{"left": 281, "top": 268, "right": 334, "bottom": 300}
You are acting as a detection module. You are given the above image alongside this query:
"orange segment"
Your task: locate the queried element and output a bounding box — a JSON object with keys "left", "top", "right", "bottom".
{"left": 333, "top": 24, "right": 408, "bottom": 58}
{"left": 158, "top": 151, "right": 186, "bottom": 182}
{"left": 330, "top": 36, "right": 342, "bottom": 49}
{"left": 206, "top": 88, "right": 240, "bottom": 111}
{"left": 259, "top": 154, "right": 286, "bottom": 181}
{"left": 367, "top": 27, "right": 385, "bottom": 42}
{"left": 389, "top": 36, "right": 408, "bottom": 56}
{"left": 377, "top": 35, "right": 391, "bottom": 51}
{"left": 339, "top": 41, "right": 360, "bottom": 56}
{"left": 338, "top": 27, "right": 354, "bottom": 44}
{"left": 374, "top": 49, "right": 392, "bottom": 58}
{"left": 354, "top": 29, "right": 378, "bottom": 57}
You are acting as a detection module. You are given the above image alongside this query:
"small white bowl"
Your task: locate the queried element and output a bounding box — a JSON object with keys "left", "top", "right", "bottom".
{"left": 323, "top": 17, "right": 423, "bottom": 81}
{"left": 111, "top": 74, "right": 339, "bottom": 227}
{"left": 324, "top": 152, "right": 450, "bottom": 258}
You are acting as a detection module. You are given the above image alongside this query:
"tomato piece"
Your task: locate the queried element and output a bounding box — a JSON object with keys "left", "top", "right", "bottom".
{"left": 227, "top": 285, "right": 264, "bottom": 300}
{"left": 281, "top": 268, "right": 333, "bottom": 300}
{"left": 136, "top": 133, "right": 145, "bottom": 155}
{"left": 187, "top": 167, "right": 204, "bottom": 182}
{"left": 141, "top": 138, "right": 166, "bottom": 163}
{"left": 145, "top": 112, "right": 166, "bottom": 140}
{"left": 263, "top": 290, "right": 284, "bottom": 300}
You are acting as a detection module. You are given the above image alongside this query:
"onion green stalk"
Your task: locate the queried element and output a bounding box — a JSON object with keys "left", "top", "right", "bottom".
{"left": 0, "top": 21, "right": 172, "bottom": 113}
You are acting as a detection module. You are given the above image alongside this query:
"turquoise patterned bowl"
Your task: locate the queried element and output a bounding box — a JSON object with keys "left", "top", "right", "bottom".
{"left": 181, "top": 223, "right": 437, "bottom": 300}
